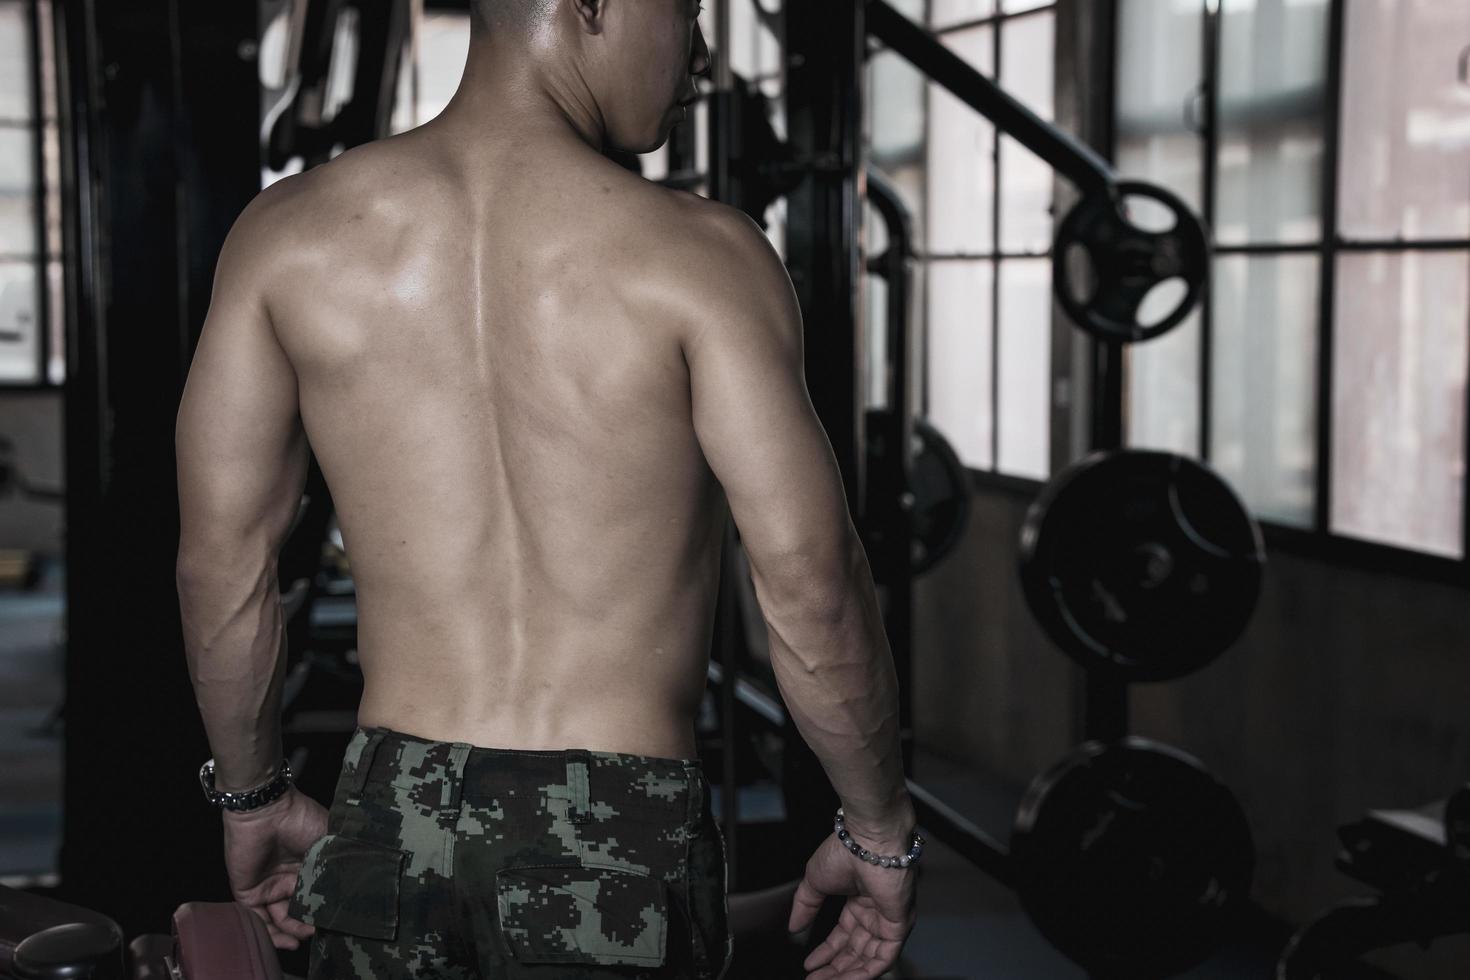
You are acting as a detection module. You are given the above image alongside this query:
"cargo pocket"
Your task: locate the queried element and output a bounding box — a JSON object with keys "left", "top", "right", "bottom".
{"left": 495, "top": 864, "right": 668, "bottom": 966}
{"left": 287, "top": 833, "right": 406, "bottom": 941}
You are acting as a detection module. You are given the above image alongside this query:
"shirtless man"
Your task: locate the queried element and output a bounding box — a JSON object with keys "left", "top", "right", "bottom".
{"left": 176, "top": 1, "right": 918, "bottom": 977}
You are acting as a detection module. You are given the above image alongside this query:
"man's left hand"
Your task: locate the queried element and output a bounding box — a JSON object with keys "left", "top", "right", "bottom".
{"left": 221, "top": 785, "right": 329, "bottom": 951}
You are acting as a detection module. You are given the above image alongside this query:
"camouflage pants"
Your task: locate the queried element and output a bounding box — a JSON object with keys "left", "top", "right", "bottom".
{"left": 288, "top": 725, "right": 732, "bottom": 978}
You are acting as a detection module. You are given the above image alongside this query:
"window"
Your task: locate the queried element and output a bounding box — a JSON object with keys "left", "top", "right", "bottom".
{"left": 1118, "top": 0, "right": 1470, "bottom": 563}
{"left": 867, "top": 1, "right": 1059, "bottom": 482}
{"left": 389, "top": 9, "right": 472, "bottom": 135}
{"left": 0, "top": 0, "right": 61, "bottom": 387}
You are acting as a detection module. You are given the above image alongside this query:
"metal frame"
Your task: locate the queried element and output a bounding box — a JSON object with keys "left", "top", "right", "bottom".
{"left": 56, "top": 0, "right": 264, "bottom": 931}
{"left": 776, "top": 0, "right": 864, "bottom": 862}
{"left": 862, "top": 164, "right": 915, "bottom": 772}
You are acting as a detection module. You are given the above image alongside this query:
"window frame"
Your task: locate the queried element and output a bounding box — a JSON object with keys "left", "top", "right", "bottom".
{"left": 879, "top": 1, "right": 1058, "bottom": 482}
{"left": 1112, "top": 0, "right": 1470, "bottom": 586}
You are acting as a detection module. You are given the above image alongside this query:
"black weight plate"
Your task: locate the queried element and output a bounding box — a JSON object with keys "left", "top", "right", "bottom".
{"left": 1053, "top": 180, "right": 1210, "bottom": 343}
{"left": 1012, "top": 737, "right": 1256, "bottom": 979}
{"left": 1019, "top": 449, "right": 1264, "bottom": 682}
{"left": 910, "top": 418, "right": 971, "bottom": 576}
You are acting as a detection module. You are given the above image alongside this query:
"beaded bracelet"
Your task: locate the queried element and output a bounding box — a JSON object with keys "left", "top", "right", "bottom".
{"left": 834, "top": 807, "right": 924, "bottom": 869}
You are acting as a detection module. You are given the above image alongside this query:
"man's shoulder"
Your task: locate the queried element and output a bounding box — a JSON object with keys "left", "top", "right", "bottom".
{"left": 663, "top": 193, "right": 779, "bottom": 271}
{"left": 218, "top": 162, "right": 349, "bottom": 282}
{"left": 219, "top": 138, "right": 423, "bottom": 304}
{"left": 643, "top": 192, "right": 793, "bottom": 324}
{"left": 655, "top": 195, "right": 800, "bottom": 352}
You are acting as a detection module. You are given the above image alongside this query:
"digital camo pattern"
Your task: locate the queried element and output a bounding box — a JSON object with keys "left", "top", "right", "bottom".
{"left": 287, "top": 725, "right": 732, "bottom": 978}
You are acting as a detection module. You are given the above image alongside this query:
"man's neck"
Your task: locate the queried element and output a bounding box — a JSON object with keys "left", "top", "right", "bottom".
{"left": 431, "top": 42, "right": 607, "bottom": 158}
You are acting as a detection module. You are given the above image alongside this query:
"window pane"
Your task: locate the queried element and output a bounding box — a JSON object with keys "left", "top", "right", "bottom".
{"left": 1338, "top": 0, "right": 1470, "bottom": 242}
{"left": 322, "top": 8, "right": 359, "bottom": 122}
{"left": 41, "top": 119, "right": 58, "bottom": 256}
{"left": 997, "top": 259, "right": 1050, "bottom": 478}
{"left": 1127, "top": 311, "right": 1202, "bottom": 457}
{"left": 884, "top": 0, "right": 926, "bottom": 23}
{"left": 45, "top": 255, "right": 60, "bottom": 383}
{"left": 415, "top": 13, "right": 471, "bottom": 124}
{"left": 1209, "top": 253, "right": 1319, "bottom": 526}
{"left": 1330, "top": 251, "right": 1469, "bottom": 558}
{"left": 998, "top": 11, "right": 1053, "bottom": 254}
{"left": 870, "top": 160, "right": 926, "bottom": 253}
{"left": 867, "top": 272, "right": 890, "bottom": 410}
{"left": 762, "top": 76, "right": 786, "bottom": 141}
{"left": 0, "top": 124, "right": 37, "bottom": 255}
{"left": 930, "top": 0, "right": 995, "bottom": 29}
{"left": 1113, "top": 0, "right": 1205, "bottom": 215}
{"left": 927, "top": 260, "right": 994, "bottom": 468}
{"left": 0, "top": 258, "right": 39, "bottom": 383}
{"left": 0, "top": 2, "right": 31, "bottom": 123}
{"left": 868, "top": 47, "right": 926, "bottom": 161}
{"left": 389, "top": 37, "right": 414, "bottom": 135}
{"left": 260, "top": 2, "right": 291, "bottom": 91}
{"left": 638, "top": 143, "right": 669, "bottom": 181}
{"left": 729, "top": 0, "right": 781, "bottom": 79}
{"left": 1002, "top": 0, "right": 1053, "bottom": 13}
{"left": 1214, "top": 0, "right": 1328, "bottom": 246}
{"left": 926, "top": 26, "right": 994, "bottom": 255}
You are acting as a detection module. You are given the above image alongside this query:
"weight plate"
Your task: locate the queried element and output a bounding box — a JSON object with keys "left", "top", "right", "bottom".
{"left": 1019, "top": 449, "right": 1264, "bottom": 682}
{"left": 910, "top": 418, "right": 971, "bottom": 576}
{"left": 1052, "top": 180, "right": 1210, "bottom": 343}
{"left": 1012, "top": 737, "right": 1256, "bottom": 979}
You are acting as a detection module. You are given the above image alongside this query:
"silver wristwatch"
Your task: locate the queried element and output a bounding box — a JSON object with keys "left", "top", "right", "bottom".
{"left": 198, "top": 757, "right": 294, "bottom": 812}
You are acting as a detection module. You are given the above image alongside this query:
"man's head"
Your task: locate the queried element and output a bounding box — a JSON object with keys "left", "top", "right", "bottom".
{"left": 469, "top": 0, "right": 710, "bottom": 154}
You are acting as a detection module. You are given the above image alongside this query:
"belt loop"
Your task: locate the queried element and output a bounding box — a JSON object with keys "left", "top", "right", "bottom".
{"left": 345, "top": 729, "right": 385, "bottom": 801}
{"left": 443, "top": 743, "right": 472, "bottom": 809}
{"left": 566, "top": 752, "right": 591, "bottom": 824}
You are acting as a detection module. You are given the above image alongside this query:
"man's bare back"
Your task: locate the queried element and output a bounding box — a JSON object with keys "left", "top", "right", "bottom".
{"left": 257, "top": 126, "right": 738, "bottom": 759}
{"left": 179, "top": 3, "right": 917, "bottom": 971}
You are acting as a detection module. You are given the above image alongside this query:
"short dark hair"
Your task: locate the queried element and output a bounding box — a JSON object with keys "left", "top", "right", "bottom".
{"left": 471, "top": 0, "right": 555, "bottom": 35}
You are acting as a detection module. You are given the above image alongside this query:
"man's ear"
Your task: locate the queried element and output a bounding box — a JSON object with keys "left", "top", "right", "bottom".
{"left": 569, "top": 0, "right": 605, "bottom": 35}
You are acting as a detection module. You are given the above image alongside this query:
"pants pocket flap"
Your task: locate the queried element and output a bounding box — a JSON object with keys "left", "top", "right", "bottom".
{"left": 288, "top": 833, "right": 406, "bottom": 941}
{"left": 495, "top": 863, "right": 668, "bottom": 966}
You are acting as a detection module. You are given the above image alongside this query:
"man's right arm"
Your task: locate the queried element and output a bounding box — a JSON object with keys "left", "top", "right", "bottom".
{"left": 680, "top": 203, "right": 916, "bottom": 852}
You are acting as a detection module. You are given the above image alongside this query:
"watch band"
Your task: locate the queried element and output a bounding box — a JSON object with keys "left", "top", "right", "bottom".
{"left": 199, "top": 757, "right": 294, "bottom": 812}
{"left": 834, "top": 807, "right": 924, "bottom": 869}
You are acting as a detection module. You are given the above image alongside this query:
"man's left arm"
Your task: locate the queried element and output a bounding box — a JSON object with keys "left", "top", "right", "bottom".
{"left": 176, "top": 194, "right": 310, "bottom": 797}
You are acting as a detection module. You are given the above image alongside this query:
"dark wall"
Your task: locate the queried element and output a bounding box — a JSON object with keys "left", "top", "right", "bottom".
{"left": 910, "top": 479, "right": 1470, "bottom": 977}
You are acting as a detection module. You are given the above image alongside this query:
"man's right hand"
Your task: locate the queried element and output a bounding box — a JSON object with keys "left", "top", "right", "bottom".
{"left": 787, "top": 832, "right": 918, "bottom": 979}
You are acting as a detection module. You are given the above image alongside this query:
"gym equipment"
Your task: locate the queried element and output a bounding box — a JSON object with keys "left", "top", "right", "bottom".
{"left": 1053, "top": 180, "right": 1210, "bottom": 342}
{"left": 1275, "top": 790, "right": 1470, "bottom": 978}
{"left": 713, "top": 75, "right": 805, "bottom": 231}
{"left": 862, "top": 411, "right": 970, "bottom": 576}
{"left": 266, "top": 0, "right": 412, "bottom": 170}
{"left": 1019, "top": 450, "right": 1265, "bottom": 682}
{"left": 1011, "top": 737, "right": 1256, "bottom": 980}
{"left": 1, "top": 883, "right": 299, "bottom": 979}
{"left": 865, "top": 0, "right": 1210, "bottom": 344}
{"left": 907, "top": 418, "right": 971, "bottom": 575}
